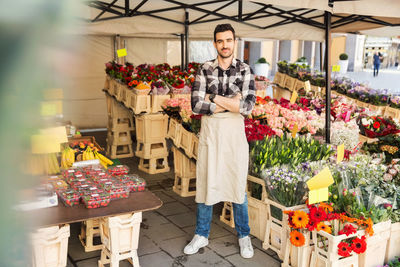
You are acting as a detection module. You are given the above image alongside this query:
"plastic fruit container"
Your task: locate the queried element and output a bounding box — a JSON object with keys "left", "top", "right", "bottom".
{"left": 107, "top": 165, "right": 129, "bottom": 176}
{"left": 82, "top": 165, "right": 106, "bottom": 177}
{"left": 82, "top": 192, "right": 111, "bottom": 209}
{"left": 121, "top": 177, "right": 146, "bottom": 192}
{"left": 102, "top": 183, "right": 130, "bottom": 200}
{"left": 58, "top": 190, "right": 81, "bottom": 207}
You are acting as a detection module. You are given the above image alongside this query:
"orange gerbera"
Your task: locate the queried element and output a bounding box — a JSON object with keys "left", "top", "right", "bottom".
{"left": 289, "top": 231, "right": 305, "bottom": 247}
{"left": 319, "top": 202, "right": 333, "bottom": 213}
{"left": 365, "top": 218, "right": 374, "bottom": 236}
{"left": 292, "top": 210, "right": 309, "bottom": 228}
{"left": 316, "top": 222, "right": 332, "bottom": 234}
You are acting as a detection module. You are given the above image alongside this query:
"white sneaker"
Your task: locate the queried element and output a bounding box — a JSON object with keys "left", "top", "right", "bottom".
{"left": 183, "top": 234, "right": 209, "bottom": 255}
{"left": 238, "top": 236, "right": 254, "bottom": 259}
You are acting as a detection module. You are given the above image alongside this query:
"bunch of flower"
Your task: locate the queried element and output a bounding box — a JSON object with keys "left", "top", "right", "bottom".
{"left": 255, "top": 75, "right": 269, "bottom": 82}
{"left": 358, "top": 115, "right": 400, "bottom": 138}
{"left": 150, "top": 79, "right": 170, "bottom": 95}
{"left": 330, "top": 120, "right": 360, "bottom": 151}
{"left": 361, "top": 135, "right": 400, "bottom": 164}
{"left": 390, "top": 95, "right": 400, "bottom": 109}
{"left": 244, "top": 118, "right": 276, "bottom": 142}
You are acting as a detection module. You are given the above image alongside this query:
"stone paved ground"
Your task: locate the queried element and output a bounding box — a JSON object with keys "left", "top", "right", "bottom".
{"left": 67, "top": 133, "right": 281, "bottom": 267}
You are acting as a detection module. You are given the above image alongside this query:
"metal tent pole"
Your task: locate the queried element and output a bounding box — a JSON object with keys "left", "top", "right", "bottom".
{"left": 181, "top": 34, "right": 185, "bottom": 70}
{"left": 184, "top": 10, "right": 189, "bottom": 70}
{"left": 324, "top": 10, "right": 332, "bottom": 143}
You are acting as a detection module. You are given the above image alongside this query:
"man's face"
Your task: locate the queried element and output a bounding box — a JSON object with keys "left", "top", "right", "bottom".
{"left": 214, "top": 31, "right": 236, "bottom": 59}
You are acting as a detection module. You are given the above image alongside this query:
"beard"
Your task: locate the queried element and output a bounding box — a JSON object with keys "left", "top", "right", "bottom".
{"left": 217, "top": 48, "right": 233, "bottom": 59}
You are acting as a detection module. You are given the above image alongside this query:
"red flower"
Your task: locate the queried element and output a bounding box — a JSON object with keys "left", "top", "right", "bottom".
{"left": 339, "top": 224, "right": 357, "bottom": 236}
{"left": 351, "top": 236, "right": 367, "bottom": 254}
{"left": 306, "top": 220, "right": 317, "bottom": 231}
{"left": 309, "top": 206, "right": 327, "bottom": 223}
{"left": 337, "top": 242, "right": 352, "bottom": 257}
{"left": 373, "top": 121, "right": 380, "bottom": 129}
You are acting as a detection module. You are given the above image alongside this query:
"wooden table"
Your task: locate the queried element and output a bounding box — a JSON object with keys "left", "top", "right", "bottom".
{"left": 24, "top": 191, "right": 163, "bottom": 228}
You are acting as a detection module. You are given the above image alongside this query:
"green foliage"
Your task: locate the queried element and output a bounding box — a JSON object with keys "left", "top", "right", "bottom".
{"left": 339, "top": 53, "right": 348, "bottom": 60}
{"left": 256, "top": 57, "right": 269, "bottom": 64}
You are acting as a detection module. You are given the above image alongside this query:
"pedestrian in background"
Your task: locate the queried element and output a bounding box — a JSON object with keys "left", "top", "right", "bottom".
{"left": 373, "top": 51, "right": 382, "bottom": 77}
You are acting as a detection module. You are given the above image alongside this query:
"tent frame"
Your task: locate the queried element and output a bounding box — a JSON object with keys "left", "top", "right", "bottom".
{"left": 86, "top": 0, "right": 400, "bottom": 143}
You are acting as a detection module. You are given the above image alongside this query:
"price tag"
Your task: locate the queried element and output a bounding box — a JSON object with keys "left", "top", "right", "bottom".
{"left": 291, "top": 123, "right": 298, "bottom": 138}
{"left": 117, "top": 48, "right": 127, "bottom": 57}
{"left": 332, "top": 65, "right": 341, "bottom": 72}
{"left": 304, "top": 81, "right": 311, "bottom": 92}
{"left": 290, "top": 90, "right": 298, "bottom": 104}
{"left": 306, "top": 167, "right": 334, "bottom": 204}
{"left": 337, "top": 144, "right": 344, "bottom": 163}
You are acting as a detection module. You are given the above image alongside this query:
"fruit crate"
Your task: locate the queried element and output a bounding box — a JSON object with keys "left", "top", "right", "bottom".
{"left": 67, "top": 136, "right": 103, "bottom": 151}
{"left": 31, "top": 224, "right": 70, "bottom": 267}
{"left": 82, "top": 192, "right": 111, "bottom": 209}
{"left": 135, "top": 113, "right": 168, "bottom": 143}
{"left": 151, "top": 94, "right": 171, "bottom": 113}
{"left": 57, "top": 190, "right": 81, "bottom": 207}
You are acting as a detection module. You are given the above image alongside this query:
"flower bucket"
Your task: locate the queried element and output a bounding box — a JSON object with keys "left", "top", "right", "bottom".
{"left": 255, "top": 80, "right": 269, "bottom": 91}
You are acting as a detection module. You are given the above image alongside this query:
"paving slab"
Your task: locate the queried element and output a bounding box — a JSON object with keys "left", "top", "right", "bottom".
{"left": 139, "top": 251, "right": 176, "bottom": 267}
{"left": 141, "top": 222, "right": 187, "bottom": 243}
{"left": 153, "top": 190, "right": 177, "bottom": 204}
{"left": 157, "top": 201, "right": 190, "bottom": 216}
{"left": 159, "top": 235, "right": 192, "bottom": 258}
{"left": 138, "top": 234, "right": 162, "bottom": 257}
{"left": 225, "top": 248, "right": 281, "bottom": 267}
{"left": 207, "top": 234, "right": 240, "bottom": 257}
{"left": 180, "top": 247, "right": 233, "bottom": 267}
{"left": 167, "top": 211, "right": 197, "bottom": 228}
{"left": 182, "top": 222, "right": 232, "bottom": 240}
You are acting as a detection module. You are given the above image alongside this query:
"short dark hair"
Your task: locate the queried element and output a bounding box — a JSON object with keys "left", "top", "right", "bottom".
{"left": 214, "top": 24, "right": 235, "bottom": 42}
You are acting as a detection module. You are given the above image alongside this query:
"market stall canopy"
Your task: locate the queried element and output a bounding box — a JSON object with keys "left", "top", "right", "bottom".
{"left": 78, "top": 0, "right": 400, "bottom": 41}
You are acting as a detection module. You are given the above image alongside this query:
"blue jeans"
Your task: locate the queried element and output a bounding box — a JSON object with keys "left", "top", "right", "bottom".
{"left": 195, "top": 194, "right": 250, "bottom": 239}
{"left": 374, "top": 63, "right": 380, "bottom": 76}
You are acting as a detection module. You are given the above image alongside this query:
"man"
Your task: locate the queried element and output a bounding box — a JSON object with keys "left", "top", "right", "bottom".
{"left": 373, "top": 51, "right": 382, "bottom": 77}
{"left": 184, "top": 24, "right": 256, "bottom": 259}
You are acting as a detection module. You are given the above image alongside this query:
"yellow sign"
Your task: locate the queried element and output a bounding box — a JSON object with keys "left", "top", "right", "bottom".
{"left": 41, "top": 101, "right": 62, "bottom": 116}
{"left": 337, "top": 144, "right": 344, "bottom": 163}
{"left": 306, "top": 167, "right": 334, "bottom": 204}
{"left": 304, "top": 81, "right": 311, "bottom": 92}
{"left": 31, "top": 134, "right": 61, "bottom": 154}
{"left": 117, "top": 48, "right": 127, "bottom": 57}
{"left": 291, "top": 123, "right": 298, "bottom": 138}
{"left": 40, "top": 126, "right": 68, "bottom": 144}
{"left": 290, "top": 90, "right": 298, "bottom": 104}
{"left": 332, "top": 65, "right": 341, "bottom": 72}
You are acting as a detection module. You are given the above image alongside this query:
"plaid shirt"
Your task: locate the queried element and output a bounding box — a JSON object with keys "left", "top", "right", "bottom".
{"left": 191, "top": 58, "right": 256, "bottom": 116}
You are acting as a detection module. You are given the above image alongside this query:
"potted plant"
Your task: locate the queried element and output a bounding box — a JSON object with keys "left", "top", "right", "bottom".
{"left": 254, "top": 57, "right": 270, "bottom": 77}
{"left": 296, "top": 56, "right": 308, "bottom": 66}
{"left": 338, "top": 53, "right": 349, "bottom": 74}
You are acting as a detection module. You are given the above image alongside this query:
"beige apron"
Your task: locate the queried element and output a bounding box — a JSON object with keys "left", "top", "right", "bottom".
{"left": 195, "top": 112, "right": 249, "bottom": 205}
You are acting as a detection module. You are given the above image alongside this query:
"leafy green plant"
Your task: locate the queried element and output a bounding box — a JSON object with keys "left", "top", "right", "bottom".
{"left": 339, "top": 53, "right": 348, "bottom": 60}
{"left": 296, "top": 56, "right": 307, "bottom": 63}
{"left": 256, "top": 57, "right": 269, "bottom": 64}
{"left": 277, "top": 60, "right": 288, "bottom": 73}
{"left": 249, "top": 135, "right": 334, "bottom": 177}
{"left": 288, "top": 63, "right": 299, "bottom": 78}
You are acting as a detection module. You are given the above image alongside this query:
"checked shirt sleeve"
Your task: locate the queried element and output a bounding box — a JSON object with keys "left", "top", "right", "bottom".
{"left": 239, "top": 66, "right": 256, "bottom": 116}
{"left": 191, "top": 67, "right": 216, "bottom": 115}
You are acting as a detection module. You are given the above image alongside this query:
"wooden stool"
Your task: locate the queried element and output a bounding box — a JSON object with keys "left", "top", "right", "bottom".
{"left": 107, "top": 130, "right": 133, "bottom": 146}
{"left": 108, "top": 117, "right": 134, "bottom": 132}
{"left": 79, "top": 219, "right": 102, "bottom": 252}
{"left": 98, "top": 213, "right": 142, "bottom": 267}
{"left": 220, "top": 202, "right": 235, "bottom": 228}
{"left": 138, "top": 156, "right": 169, "bottom": 174}
{"left": 135, "top": 141, "right": 168, "bottom": 159}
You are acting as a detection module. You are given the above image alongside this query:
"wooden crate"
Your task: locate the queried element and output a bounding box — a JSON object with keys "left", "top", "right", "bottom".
{"left": 106, "top": 143, "right": 134, "bottom": 159}
{"left": 255, "top": 89, "right": 268, "bottom": 98}
{"left": 67, "top": 136, "right": 103, "bottom": 151}
{"left": 273, "top": 72, "right": 286, "bottom": 87}
{"left": 167, "top": 118, "right": 182, "bottom": 146}
{"left": 273, "top": 86, "right": 291, "bottom": 101}
{"left": 282, "top": 230, "right": 313, "bottom": 267}
{"left": 79, "top": 219, "right": 102, "bottom": 252}
{"left": 135, "top": 113, "right": 168, "bottom": 144}
{"left": 108, "top": 116, "right": 134, "bottom": 132}
{"left": 368, "top": 104, "right": 386, "bottom": 115}
{"left": 220, "top": 202, "right": 235, "bottom": 228}
{"left": 138, "top": 156, "right": 170, "bottom": 174}
{"left": 173, "top": 174, "right": 196, "bottom": 197}
{"left": 310, "top": 220, "right": 366, "bottom": 267}
{"left": 130, "top": 94, "right": 151, "bottom": 114}
{"left": 104, "top": 75, "right": 110, "bottom": 91}
{"left": 115, "top": 82, "right": 125, "bottom": 102}
{"left": 284, "top": 76, "right": 296, "bottom": 91}
{"left": 384, "top": 106, "right": 400, "bottom": 119}
{"left": 263, "top": 199, "right": 306, "bottom": 259}
{"left": 294, "top": 80, "right": 305, "bottom": 91}
{"left": 190, "top": 135, "right": 199, "bottom": 160}
{"left": 178, "top": 126, "right": 197, "bottom": 158}
{"left": 31, "top": 224, "right": 70, "bottom": 267}
{"left": 98, "top": 213, "right": 142, "bottom": 267}
{"left": 110, "top": 97, "right": 131, "bottom": 117}
{"left": 135, "top": 140, "right": 168, "bottom": 159}
{"left": 247, "top": 175, "right": 268, "bottom": 241}
{"left": 120, "top": 86, "right": 131, "bottom": 107}
{"left": 108, "top": 79, "right": 117, "bottom": 96}
{"left": 359, "top": 220, "right": 391, "bottom": 267}
{"left": 172, "top": 147, "right": 196, "bottom": 178}
{"left": 107, "top": 130, "right": 133, "bottom": 146}
{"left": 151, "top": 94, "right": 171, "bottom": 113}
{"left": 123, "top": 89, "right": 133, "bottom": 108}
{"left": 385, "top": 222, "right": 400, "bottom": 263}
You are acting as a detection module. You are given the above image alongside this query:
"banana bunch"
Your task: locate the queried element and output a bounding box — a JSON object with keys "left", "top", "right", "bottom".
{"left": 61, "top": 146, "right": 75, "bottom": 169}
{"left": 94, "top": 150, "right": 113, "bottom": 169}
{"left": 82, "top": 146, "right": 95, "bottom": 161}
{"left": 46, "top": 153, "right": 60, "bottom": 175}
